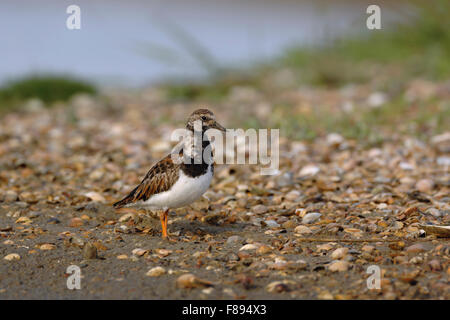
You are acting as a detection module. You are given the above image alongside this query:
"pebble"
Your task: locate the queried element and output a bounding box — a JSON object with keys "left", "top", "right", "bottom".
{"left": 285, "top": 190, "right": 301, "bottom": 201}
{"left": 4, "top": 253, "right": 21, "bottom": 261}
{"left": 256, "top": 245, "right": 272, "bottom": 255}
{"left": 317, "top": 291, "right": 334, "bottom": 300}
{"left": 39, "top": 244, "right": 56, "bottom": 250}
{"left": 361, "top": 245, "right": 374, "bottom": 253}
{"left": 119, "top": 213, "right": 135, "bottom": 222}
{"left": 302, "top": 212, "right": 321, "bottom": 224}
{"left": 132, "top": 248, "right": 148, "bottom": 257}
{"left": 428, "top": 259, "right": 441, "bottom": 271}
{"left": 69, "top": 217, "right": 84, "bottom": 227}
{"left": 266, "top": 280, "right": 294, "bottom": 293}
{"left": 146, "top": 267, "right": 166, "bottom": 277}
{"left": 299, "top": 165, "right": 320, "bottom": 177}
{"left": 226, "top": 235, "right": 242, "bottom": 245}
{"left": 436, "top": 156, "right": 450, "bottom": 166}
{"left": 367, "top": 92, "right": 387, "bottom": 108}
{"left": 117, "top": 254, "right": 128, "bottom": 260}
{"left": 4, "top": 190, "right": 18, "bottom": 202}
{"left": 176, "top": 274, "right": 213, "bottom": 289}
{"left": 326, "top": 133, "right": 344, "bottom": 147}
{"left": 282, "top": 220, "right": 296, "bottom": 229}
{"left": 84, "top": 191, "right": 105, "bottom": 202}
{"left": 328, "top": 260, "right": 349, "bottom": 272}
{"left": 83, "top": 242, "right": 98, "bottom": 259}
{"left": 239, "top": 244, "right": 259, "bottom": 251}
{"left": 294, "top": 225, "right": 312, "bottom": 234}
{"left": 331, "top": 247, "right": 349, "bottom": 260}
{"left": 252, "top": 205, "right": 268, "bottom": 214}
{"left": 415, "top": 179, "right": 434, "bottom": 193}
{"left": 406, "top": 243, "right": 426, "bottom": 253}
{"left": 264, "top": 220, "right": 280, "bottom": 228}
{"left": 426, "top": 208, "right": 441, "bottom": 217}
{"left": 317, "top": 243, "right": 334, "bottom": 252}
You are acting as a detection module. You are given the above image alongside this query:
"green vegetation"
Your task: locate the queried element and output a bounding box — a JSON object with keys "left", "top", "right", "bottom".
{"left": 280, "top": 0, "right": 450, "bottom": 87}
{"left": 0, "top": 75, "right": 96, "bottom": 111}
{"left": 161, "top": 0, "right": 449, "bottom": 142}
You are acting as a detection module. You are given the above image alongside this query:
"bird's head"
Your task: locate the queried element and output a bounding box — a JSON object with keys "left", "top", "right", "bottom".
{"left": 186, "top": 108, "right": 226, "bottom": 132}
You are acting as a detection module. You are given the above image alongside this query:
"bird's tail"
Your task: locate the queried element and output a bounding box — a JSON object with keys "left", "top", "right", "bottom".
{"left": 113, "top": 186, "right": 138, "bottom": 208}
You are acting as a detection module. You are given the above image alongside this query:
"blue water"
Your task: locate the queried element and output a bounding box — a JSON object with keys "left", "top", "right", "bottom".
{"left": 0, "top": 0, "right": 399, "bottom": 87}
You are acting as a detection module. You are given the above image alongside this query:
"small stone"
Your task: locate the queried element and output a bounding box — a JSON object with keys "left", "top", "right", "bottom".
{"left": 252, "top": 205, "right": 268, "bottom": 214}
{"left": 415, "top": 179, "right": 434, "bottom": 193}
{"left": 176, "top": 274, "right": 213, "bottom": 289}
{"left": 328, "top": 260, "right": 349, "bottom": 272}
{"left": 256, "top": 245, "right": 272, "bottom": 255}
{"left": 318, "top": 291, "right": 334, "bottom": 300}
{"left": 146, "top": 266, "right": 166, "bottom": 277}
{"left": 285, "top": 190, "right": 301, "bottom": 201}
{"left": 331, "top": 247, "right": 349, "bottom": 260}
{"left": 226, "top": 235, "right": 242, "bottom": 245}
{"left": 132, "top": 248, "right": 148, "bottom": 257}
{"left": 299, "top": 165, "right": 320, "bottom": 177}
{"left": 302, "top": 212, "right": 321, "bottom": 224}
{"left": 4, "top": 253, "right": 20, "bottom": 261}
{"left": 361, "top": 245, "right": 375, "bottom": 254}
{"left": 119, "top": 213, "right": 135, "bottom": 222}
{"left": 88, "top": 170, "right": 104, "bottom": 181}
{"left": 15, "top": 217, "right": 32, "bottom": 225}
{"left": 282, "top": 220, "right": 296, "bottom": 229}
{"left": 406, "top": 243, "right": 426, "bottom": 253}
{"left": 4, "top": 190, "right": 18, "bottom": 202}
{"left": 201, "top": 287, "right": 214, "bottom": 295}
{"left": 239, "top": 244, "right": 259, "bottom": 251}
{"left": 83, "top": 242, "right": 97, "bottom": 259}
{"left": 426, "top": 208, "right": 441, "bottom": 218}
{"left": 317, "top": 243, "right": 334, "bottom": 252}
{"left": 431, "top": 132, "right": 450, "bottom": 152}
{"left": 409, "top": 256, "right": 423, "bottom": 264}
{"left": 69, "top": 217, "right": 84, "bottom": 227}
{"left": 84, "top": 191, "right": 105, "bottom": 202}
{"left": 264, "top": 220, "right": 280, "bottom": 228}
{"left": 117, "top": 254, "right": 128, "bottom": 260}
{"left": 294, "top": 225, "right": 312, "bottom": 234}
{"left": 39, "top": 243, "right": 56, "bottom": 250}
{"left": 266, "top": 280, "right": 294, "bottom": 293}
{"left": 428, "top": 259, "right": 441, "bottom": 271}
{"left": 326, "top": 133, "right": 344, "bottom": 147}
{"left": 437, "top": 156, "right": 450, "bottom": 166}
{"left": 155, "top": 249, "right": 172, "bottom": 257}
{"left": 47, "top": 217, "right": 61, "bottom": 224}
{"left": 367, "top": 92, "right": 387, "bottom": 108}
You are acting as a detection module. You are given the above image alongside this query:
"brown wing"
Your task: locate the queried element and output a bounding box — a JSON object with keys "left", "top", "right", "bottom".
{"left": 113, "top": 155, "right": 180, "bottom": 208}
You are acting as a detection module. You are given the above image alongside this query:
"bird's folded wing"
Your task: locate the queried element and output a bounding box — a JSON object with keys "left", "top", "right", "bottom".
{"left": 113, "top": 155, "right": 180, "bottom": 208}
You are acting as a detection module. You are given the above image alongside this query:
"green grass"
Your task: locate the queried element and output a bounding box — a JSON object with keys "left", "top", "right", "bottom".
{"left": 162, "top": 0, "right": 450, "bottom": 101}
{"left": 159, "top": 0, "right": 449, "bottom": 141}
{"left": 280, "top": 0, "right": 450, "bottom": 87}
{"left": 0, "top": 75, "right": 96, "bottom": 112}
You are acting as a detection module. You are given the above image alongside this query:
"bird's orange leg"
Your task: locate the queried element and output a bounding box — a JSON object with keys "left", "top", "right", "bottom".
{"left": 159, "top": 210, "right": 169, "bottom": 238}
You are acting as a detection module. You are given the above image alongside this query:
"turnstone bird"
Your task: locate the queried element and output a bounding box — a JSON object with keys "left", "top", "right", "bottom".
{"left": 113, "top": 109, "right": 226, "bottom": 238}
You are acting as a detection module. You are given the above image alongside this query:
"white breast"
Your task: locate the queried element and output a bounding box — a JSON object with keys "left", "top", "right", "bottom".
{"left": 141, "top": 165, "right": 213, "bottom": 210}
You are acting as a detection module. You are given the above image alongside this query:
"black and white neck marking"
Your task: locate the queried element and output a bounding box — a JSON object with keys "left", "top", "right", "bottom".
{"left": 181, "top": 127, "right": 213, "bottom": 178}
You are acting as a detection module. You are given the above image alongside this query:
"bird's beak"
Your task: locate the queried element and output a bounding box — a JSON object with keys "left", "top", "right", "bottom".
{"left": 211, "top": 121, "right": 226, "bottom": 132}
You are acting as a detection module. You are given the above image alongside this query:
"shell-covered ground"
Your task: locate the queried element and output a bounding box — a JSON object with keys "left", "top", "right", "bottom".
{"left": 0, "top": 79, "right": 449, "bottom": 299}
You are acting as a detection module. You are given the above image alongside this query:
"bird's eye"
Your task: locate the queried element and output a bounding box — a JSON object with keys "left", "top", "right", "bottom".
{"left": 201, "top": 116, "right": 207, "bottom": 121}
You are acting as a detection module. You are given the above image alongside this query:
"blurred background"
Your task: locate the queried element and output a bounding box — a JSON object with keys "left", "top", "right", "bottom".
{"left": 1, "top": 0, "right": 402, "bottom": 87}
{"left": 0, "top": 0, "right": 448, "bottom": 142}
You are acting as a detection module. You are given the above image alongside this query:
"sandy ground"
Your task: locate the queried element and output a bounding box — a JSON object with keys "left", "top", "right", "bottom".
{"left": 0, "top": 87, "right": 449, "bottom": 300}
